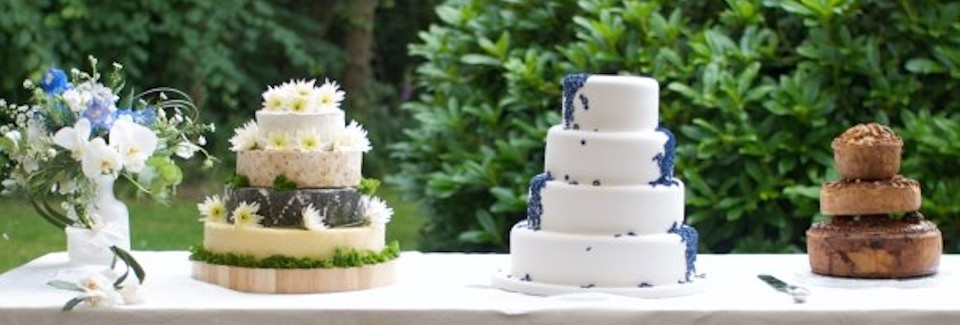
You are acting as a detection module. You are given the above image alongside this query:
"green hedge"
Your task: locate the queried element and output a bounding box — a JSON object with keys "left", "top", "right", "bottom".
{"left": 391, "top": 0, "right": 960, "bottom": 253}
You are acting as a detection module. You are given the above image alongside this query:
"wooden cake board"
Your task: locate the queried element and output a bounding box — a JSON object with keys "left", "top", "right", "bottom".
{"left": 191, "top": 261, "right": 396, "bottom": 293}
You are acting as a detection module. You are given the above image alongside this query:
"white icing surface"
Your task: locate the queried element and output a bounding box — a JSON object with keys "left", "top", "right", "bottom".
{"left": 256, "top": 110, "right": 345, "bottom": 142}
{"left": 540, "top": 180, "right": 684, "bottom": 235}
{"left": 544, "top": 125, "right": 667, "bottom": 186}
{"left": 566, "top": 75, "right": 659, "bottom": 131}
{"left": 508, "top": 225, "right": 687, "bottom": 287}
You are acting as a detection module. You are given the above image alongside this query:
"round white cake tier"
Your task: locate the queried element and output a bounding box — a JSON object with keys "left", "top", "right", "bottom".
{"left": 256, "top": 110, "right": 345, "bottom": 142}
{"left": 237, "top": 150, "right": 362, "bottom": 188}
{"left": 540, "top": 180, "right": 685, "bottom": 235}
{"left": 203, "top": 222, "right": 384, "bottom": 260}
{"left": 508, "top": 224, "right": 688, "bottom": 288}
{"left": 544, "top": 125, "right": 669, "bottom": 186}
{"left": 563, "top": 75, "right": 659, "bottom": 132}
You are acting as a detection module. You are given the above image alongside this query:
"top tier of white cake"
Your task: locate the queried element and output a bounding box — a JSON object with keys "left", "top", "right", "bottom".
{"left": 256, "top": 110, "right": 345, "bottom": 143}
{"left": 562, "top": 74, "right": 659, "bottom": 132}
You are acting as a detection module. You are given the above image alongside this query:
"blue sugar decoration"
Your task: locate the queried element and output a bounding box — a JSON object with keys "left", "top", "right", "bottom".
{"left": 522, "top": 274, "right": 532, "bottom": 282}
{"left": 526, "top": 172, "right": 554, "bottom": 230}
{"left": 638, "top": 282, "right": 653, "bottom": 288}
{"left": 564, "top": 174, "right": 570, "bottom": 181}
{"left": 650, "top": 125, "right": 680, "bottom": 187}
{"left": 580, "top": 284, "right": 595, "bottom": 289}
{"left": 569, "top": 180, "right": 579, "bottom": 185}
{"left": 593, "top": 128, "right": 599, "bottom": 132}
{"left": 586, "top": 246, "right": 592, "bottom": 251}
{"left": 579, "top": 94, "right": 590, "bottom": 111}
{"left": 573, "top": 123, "right": 580, "bottom": 130}
{"left": 580, "top": 139, "right": 586, "bottom": 146}
{"left": 562, "top": 74, "right": 590, "bottom": 129}
{"left": 592, "top": 180, "right": 601, "bottom": 186}
{"left": 668, "top": 221, "right": 699, "bottom": 282}
{"left": 627, "top": 231, "right": 636, "bottom": 236}
{"left": 614, "top": 233, "right": 622, "bottom": 238}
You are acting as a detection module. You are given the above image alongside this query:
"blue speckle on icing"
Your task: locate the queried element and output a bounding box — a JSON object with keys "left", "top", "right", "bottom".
{"left": 638, "top": 282, "right": 653, "bottom": 288}
{"left": 627, "top": 231, "right": 636, "bottom": 236}
{"left": 562, "top": 74, "right": 590, "bottom": 130}
{"left": 579, "top": 94, "right": 590, "bottom": 111}
{"left": 564, "top": 174, "right": 570, "bottom": 181}
{"left": 586, "top": 246, "right": 592, "bottom": 251}
{"left": 526, "top": 172, "right": 553, "bottom": 230}
{"left": 592, "top": 180, "right": 600, "bottom": 186}
{"left": 521, "top": 274, "right": 532, "bottom": 282}
{"left": 573, "top": 123, "right": 580, "bottom": 130}
{"left": 614, "top": 233, "right": 622, "bottom": 238}
{"left": 580, "top": 139, "right": 586, "bottom": 146}
{"left": 668, "top": 221, "right": 699, "bottom": 282}
{"left": 569, "top": 180, "right": 579, "bottom": 185}
{"left": 650, "top": 124, "right": 680, "bottom": 187}
{"left": 580, "top": 284, "right": 595, "bottom": 289}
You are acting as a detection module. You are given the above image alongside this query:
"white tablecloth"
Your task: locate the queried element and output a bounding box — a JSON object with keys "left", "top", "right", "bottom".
{"left": 0, "top": 252, "right": 958, "bottom": 325}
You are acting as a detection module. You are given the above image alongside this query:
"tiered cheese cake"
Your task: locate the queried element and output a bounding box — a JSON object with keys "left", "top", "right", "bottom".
{"left": 807, "top": 123, "right": 941, "bottom": 278}
{"left": 190, "top": 79, "right": 398, "bottom": 293}
{"left": 492, "top": 74, "right": 703, "bottom": 298}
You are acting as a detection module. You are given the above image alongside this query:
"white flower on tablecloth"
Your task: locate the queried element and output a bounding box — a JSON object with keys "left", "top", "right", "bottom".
{"left": 332, "top": 120, "right": 371, "bottom": 152}
{"left": 302, "top": 203, "right": 327, "bottom": 231}
{"left": 232, "top": 201, "right": 263, "bottom": 229}
{"left": 197, "top": 195, "right": 227, "bottom": 223}
{"left": 265, "top": 132, "right": 291, "bottom": 151}
{"left": 315, "top": 79, "right": 345, "bottom": 112}
{"left": 81, "top": 138, "right": 122, "bottom": 181}
{"left": 296, "top": 131, "right": 322, "bottom": 152}
{"left": 78, "top": 273, "right": 123, "bottom": 308}
{"left": 109, "top": 116, "right": 158, "bottom": 173}
{"left": 229, "top": 120, "right": 260, "bottom": 152}
{"left": 362, "top": 195, "right": 392, "bottom": 229}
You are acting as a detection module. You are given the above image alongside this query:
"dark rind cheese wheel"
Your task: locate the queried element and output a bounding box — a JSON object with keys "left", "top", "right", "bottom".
{"left": 225, "top": 187, "right": 365, "bottom": 228}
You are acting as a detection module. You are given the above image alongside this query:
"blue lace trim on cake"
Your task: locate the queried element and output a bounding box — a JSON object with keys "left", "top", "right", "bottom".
{"left": 668, "top": 221, "right": 699, "bottom": 282}
{"left": 526, "top": 172, "right": 553, "bottom": 230}
{"left": 562, "top": 74, "right": 589, "bottom": 130}
{"left": 650, "top": 124, "right": 679, "bottom": 187}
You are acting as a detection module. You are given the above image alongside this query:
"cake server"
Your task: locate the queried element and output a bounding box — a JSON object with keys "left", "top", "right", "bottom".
{"left": 758, "top": 274, "right": 810, "bottom": 303}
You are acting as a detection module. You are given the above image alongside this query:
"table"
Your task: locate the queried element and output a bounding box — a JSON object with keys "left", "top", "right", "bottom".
{"left": 1, "top": 252, "right": 958, "bottom": 325}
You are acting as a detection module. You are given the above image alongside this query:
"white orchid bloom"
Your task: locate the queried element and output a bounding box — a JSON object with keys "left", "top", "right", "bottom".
{"left": 78, "top": 273, "right": 123, "bottom": 308}
{"left": 81, "top": 138, "right": 122, "bottom": 181}
{"left": 54, "top": 118, "right": 92, "bottom": 160}
{"left": 109, "top": 117, "right": 158, "bottom": 173}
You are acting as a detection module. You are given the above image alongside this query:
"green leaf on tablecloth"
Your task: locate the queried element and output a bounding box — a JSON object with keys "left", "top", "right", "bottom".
{"left": 47, "top": 280, "right": 83, "bottom": 292}
{"left": 111, "top": 246, "right": 146, "bottom": 284}
{"left": 61, "top": 297, "right": 86, "bottom": 311}
{"left": 189, "top": 241, "right": 400, "bottom": 269}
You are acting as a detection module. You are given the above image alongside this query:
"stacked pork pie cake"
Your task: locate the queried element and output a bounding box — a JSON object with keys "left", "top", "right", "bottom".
{"left": 807, "top": 123, "right": 942, "bottom": 278}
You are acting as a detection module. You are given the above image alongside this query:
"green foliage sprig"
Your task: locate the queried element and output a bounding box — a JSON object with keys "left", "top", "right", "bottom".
{"left": 189, "top": 241, "right": 400, "bottom": 269}
{"left": 272, "top": 174, "right": 298, "bottom": 192}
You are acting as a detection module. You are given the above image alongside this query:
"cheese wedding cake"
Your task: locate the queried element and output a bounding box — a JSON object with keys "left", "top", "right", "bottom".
{"left": 807, "top": 123, "right": 941, "bottom": 278}
{"left": 492, "top": 74, "right": 703, "bottom": 298}
{"left": 190, "top": 79, "right": 398, "bottom": 293}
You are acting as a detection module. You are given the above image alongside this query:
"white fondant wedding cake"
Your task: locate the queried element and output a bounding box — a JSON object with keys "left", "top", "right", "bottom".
{"left": 492, "top": 74, "right": 703, "bottom": 298}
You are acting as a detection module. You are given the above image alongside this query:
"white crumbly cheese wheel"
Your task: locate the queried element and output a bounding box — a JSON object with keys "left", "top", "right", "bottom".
{"left": 236, "top": 150, "right": 362, "bottom": 188}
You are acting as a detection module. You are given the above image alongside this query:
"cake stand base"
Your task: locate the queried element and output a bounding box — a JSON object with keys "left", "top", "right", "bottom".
{"left": 191, "top": 260, "right": 396, "bottom": 293}
{"left": 491, "top": 269, "right": 705, "bottom": 299}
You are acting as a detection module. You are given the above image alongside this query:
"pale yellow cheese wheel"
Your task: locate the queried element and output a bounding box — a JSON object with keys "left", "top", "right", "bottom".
{"left": 203, "top": 222, "right": 385, "bottom": 259}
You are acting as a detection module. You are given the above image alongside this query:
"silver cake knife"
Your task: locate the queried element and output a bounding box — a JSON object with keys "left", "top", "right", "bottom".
{"left": 758, "top": 274, "right": 810, "bottom": 303}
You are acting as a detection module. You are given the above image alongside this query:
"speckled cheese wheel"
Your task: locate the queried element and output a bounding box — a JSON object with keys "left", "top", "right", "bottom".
{"left": 236, "top": 150, "right": 362, "bottom": 188}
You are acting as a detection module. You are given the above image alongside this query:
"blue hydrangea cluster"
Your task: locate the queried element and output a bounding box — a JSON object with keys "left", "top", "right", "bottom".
{"left": 39, "top": 68, "right": 71, "bottom": 95}
{"left": 562, "top": 74, "right": 589, "bottom": 130}
{"left": 526, "top": 172, "right": 553, "bottom": 230}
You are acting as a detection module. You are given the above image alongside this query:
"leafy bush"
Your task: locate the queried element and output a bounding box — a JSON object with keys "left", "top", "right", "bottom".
{"left": 392, "top": 0, "right": 960, "bottom": 253}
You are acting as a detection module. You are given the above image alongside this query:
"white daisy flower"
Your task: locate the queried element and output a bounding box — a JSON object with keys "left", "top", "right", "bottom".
{"left": 231, "top": 201, "right": 263, "bottom": 229}
{"left": 265, "top": 132, "right": 291, "bottom": 151}
{"left": 332, "top": 120, "right": 371, "bottom": 152}
{"left": 362, "top": 195, "right": 393, "bottom": 229}
{"left": 296, "top": 131, "right": 322, "bottom": 151}
{"left": 302, "top": 204, "right": 327, "bottom": 231}
{"left": 315, "top": 79, "right": 345, "bottom": 111}
{"left": 287, "top": 93, "right": 312, "bottom": 113}
{"left": 262, "top": 85, "right": 289, "bottom": 111}
{"left": 289, "top": 79, "right": 316, "bottom": 97}
{"left": 229, "top": 120, "right": 260, "bottom": 152}
{"left": 197, "top": 195, "right": 227, "bottom": 223}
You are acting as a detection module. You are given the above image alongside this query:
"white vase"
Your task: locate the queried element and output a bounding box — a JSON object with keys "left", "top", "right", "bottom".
{"left": 65, "top": 178, "right": 130, "bottom": 265}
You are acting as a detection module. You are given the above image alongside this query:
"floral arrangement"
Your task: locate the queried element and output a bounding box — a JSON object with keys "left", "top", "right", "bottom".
{"left": 229, "top": 79, "right": 371, "bottom": 153}
{"left": 0, "top": 56, "right": 214, "bottom": 309}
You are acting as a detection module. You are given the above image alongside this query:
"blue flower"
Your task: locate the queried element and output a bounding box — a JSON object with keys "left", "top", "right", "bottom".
{"left": 40, "top": 68, "right": 71, "bottom": 95}
{"left": 114, "top": 108, "right": 157, "bottom": 126}
{"left": 83, "top": 97, "right": 117, "bottom": 131}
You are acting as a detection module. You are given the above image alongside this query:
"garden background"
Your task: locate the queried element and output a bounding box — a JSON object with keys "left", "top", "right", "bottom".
{"left": 1, "top": 0, "right": 958, "bottom": 272}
